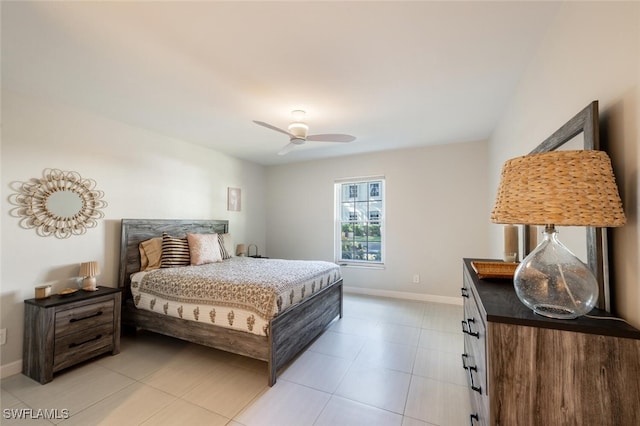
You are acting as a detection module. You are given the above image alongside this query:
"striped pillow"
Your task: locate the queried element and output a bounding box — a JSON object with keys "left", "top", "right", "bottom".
{"left": 160, "top": 233, "right": 190, "bottom": 268}
{"left": 217, "top": 233, "right": 233, "bottom": 259}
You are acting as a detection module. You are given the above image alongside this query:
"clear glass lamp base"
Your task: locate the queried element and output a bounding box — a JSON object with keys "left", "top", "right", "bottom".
{"left": 514, "top": 225, "right": 598, "bottom": 320}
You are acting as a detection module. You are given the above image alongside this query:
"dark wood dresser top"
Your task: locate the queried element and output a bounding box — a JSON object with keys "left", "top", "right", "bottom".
{"left": 463, "top": 258, "right": 640, "bottom": 340}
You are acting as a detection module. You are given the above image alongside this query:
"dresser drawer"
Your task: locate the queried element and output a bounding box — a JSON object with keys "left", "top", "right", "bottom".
{"left": 463, "top": 290, "right": 487, "bottom": 395}
{"left": 53, "top": 323, "right": 114, "bottom": 372}
{"left": 468, "top": 385, "right": 488, "bottom": 426}
{"left": 462, "top": 272, "right": 489, "bottom": 425}
{"left": 462, "top": 259, "right": 640, "bottom": 425}
{"left": 55, "top": 300, "right": 114, "bottom": 337}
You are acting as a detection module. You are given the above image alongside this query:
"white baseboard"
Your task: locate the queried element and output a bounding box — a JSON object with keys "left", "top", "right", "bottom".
{"left": 0, "top": 360, "right": 22, "bottom": 379}
{"left": 344, "top": 286, "right": 462, "bottom": 306}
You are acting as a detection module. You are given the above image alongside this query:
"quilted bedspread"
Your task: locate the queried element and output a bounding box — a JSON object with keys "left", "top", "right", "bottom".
{"left": 130, "top": 257, "right": 341, "bottom": 336}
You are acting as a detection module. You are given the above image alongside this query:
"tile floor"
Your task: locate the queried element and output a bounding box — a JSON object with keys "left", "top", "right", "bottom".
{"left": 1, "top": 293, "right": 471, "bottom": 426}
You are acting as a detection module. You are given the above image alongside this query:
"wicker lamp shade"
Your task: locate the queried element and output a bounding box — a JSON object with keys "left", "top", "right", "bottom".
{"left": 491, "top": 150, "right": 626, "bottom": 227}
{"left": 79, "top": 261, "right": 99, "bottom": 277}
{"left": 79, "top": 261, "right": 99, "bottom": 291}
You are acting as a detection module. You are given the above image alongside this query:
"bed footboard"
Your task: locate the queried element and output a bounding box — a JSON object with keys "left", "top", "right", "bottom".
{"left": 268, "top": 278, "right": 343, "bottom": 385}
{"left": 122, "top": 278, "right": 343, "bottom": 386}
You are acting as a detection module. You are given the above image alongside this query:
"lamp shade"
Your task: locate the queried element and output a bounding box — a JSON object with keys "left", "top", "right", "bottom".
{"left": 79, "top": 261, "right": 99, "bottom": 277}
{"left": 491, "top": 150, "right": 626, "bottom": 319}
{"left": 491, "top": 150, "right": 626, "bottom": 227}
{"left": 236, "top": 244, "right": 246, "bottom": 256}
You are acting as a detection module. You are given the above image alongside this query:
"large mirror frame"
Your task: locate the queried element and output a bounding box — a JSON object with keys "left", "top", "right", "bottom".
{"left": 526, "top": 101, "right": 610, "bottom": 311}
{"left": 9, "top": 168, "right": 107, "bottom": 239}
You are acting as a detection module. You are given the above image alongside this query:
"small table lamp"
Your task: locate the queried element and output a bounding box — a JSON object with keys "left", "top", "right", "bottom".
{"left": 235, "top": 244, "right": 246, "bottom": 257}
{"left": 491, "top": 150, "right": 626, "bottom": 319}
{"left": 79, "top": 261, "right": 99, "bottom": 291}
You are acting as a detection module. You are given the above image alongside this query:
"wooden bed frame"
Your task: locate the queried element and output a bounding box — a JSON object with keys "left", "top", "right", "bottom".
{"left": 118, "top": 219, "right": 343, "bottom": 386}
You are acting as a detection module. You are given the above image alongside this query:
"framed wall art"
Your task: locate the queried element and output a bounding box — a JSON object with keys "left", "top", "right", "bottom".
{"left": 227, "top": 187, "right": 241, "bottom": 212}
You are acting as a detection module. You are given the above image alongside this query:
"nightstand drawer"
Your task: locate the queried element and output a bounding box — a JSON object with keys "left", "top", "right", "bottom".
{"left": 53, "top": 323, "right": 114, "bottom": 372}
{"left": 55, "top": 300, "right": 114, "bottom": 337}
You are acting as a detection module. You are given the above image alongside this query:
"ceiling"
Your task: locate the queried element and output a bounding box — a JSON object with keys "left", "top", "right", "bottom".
{"left": 1, "top": 1, "right": 561, "bottom": 166}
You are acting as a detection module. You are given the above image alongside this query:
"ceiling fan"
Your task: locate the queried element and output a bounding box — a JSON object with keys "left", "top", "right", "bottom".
{"left": 254, "top": 110, "right": 356, "bottom": 155}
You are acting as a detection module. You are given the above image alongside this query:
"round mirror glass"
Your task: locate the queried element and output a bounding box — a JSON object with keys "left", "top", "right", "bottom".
{"left": 46, "top": 190, "right": 83, "bottom": 218}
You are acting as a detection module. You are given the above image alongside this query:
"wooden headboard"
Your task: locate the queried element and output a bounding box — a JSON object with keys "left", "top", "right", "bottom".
{"left": 118, "top": 219, "right": 229, "bottom": 292}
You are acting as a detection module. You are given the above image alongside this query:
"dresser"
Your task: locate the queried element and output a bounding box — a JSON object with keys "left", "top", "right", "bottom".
{"left": 461, "top": 258, "right": 640, "bottom": 426}
{"left": 23, "top": 286, "right": 121, "bottom": 384}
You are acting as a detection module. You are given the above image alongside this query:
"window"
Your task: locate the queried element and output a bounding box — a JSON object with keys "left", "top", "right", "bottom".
{"left": 335, "top": 177, "right": 385, "bottom": 265}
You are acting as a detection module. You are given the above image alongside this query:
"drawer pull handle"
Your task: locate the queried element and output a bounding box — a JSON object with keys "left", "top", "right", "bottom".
{"left": 461, "top": 353, "right": 469, "bottom": 370}
{"left": 69, "top": 311, "right": 103, "bottom": 323}
{"left": 468, "top": 365, "right": 482, "bottom": 394}
{"left": 461, "top": 319, "right": 480, "bottom": 338}
{"left": 461, "top": 287, "right": 469, "bottom": 298}
{"left": 470, "top": 413, "right": 479, "bottom": 425}
{"left": 69, "top": 334, "right": 103, "bottom": 349}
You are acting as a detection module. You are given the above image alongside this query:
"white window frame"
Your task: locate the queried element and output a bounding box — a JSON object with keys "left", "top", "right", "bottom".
{"left": 334, "top": 176, "right": 385, "bottom": 267}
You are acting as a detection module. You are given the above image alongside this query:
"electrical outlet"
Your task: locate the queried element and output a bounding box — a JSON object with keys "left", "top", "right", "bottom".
{"left": 412, "top": 274, "right": 420, "bottom": 284}
{"left": 0, "top": 328, "right": 6, "bottom": 345}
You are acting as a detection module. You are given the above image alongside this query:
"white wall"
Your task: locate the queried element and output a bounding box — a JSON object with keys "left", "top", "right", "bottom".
{"left": 0, "top": 90, "right": 266, "bottom": 372}
{"left": 265, "top": 141, "right": 490, "bottom": 303}
{"left": 488, "top": 2, "right": 640, "bottom": 326}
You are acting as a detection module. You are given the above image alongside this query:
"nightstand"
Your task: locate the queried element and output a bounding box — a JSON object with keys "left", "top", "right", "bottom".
{"left": 23, "top": 286, "right": 121, "bottom": 384}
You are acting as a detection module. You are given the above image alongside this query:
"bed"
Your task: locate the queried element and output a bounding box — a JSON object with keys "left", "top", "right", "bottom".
{"left": 118, "top": 219, "right": 343, "bottom": 386}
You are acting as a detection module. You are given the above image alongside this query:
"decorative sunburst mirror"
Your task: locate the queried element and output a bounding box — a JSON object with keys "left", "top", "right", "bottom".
{"left": 9, "top": 169, "right": 107, "bottom": 239}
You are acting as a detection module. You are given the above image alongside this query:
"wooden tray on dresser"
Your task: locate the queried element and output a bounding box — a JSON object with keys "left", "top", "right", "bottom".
{"left": 470, "top": 261, "right": 517, "bottom": 279}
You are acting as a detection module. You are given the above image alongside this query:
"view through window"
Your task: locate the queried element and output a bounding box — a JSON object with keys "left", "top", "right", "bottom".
{"left": 335, "top": 178, "right": 384, "bottom": 265}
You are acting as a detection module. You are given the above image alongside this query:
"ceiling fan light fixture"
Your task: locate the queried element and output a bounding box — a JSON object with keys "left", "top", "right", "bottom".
{"left": 287, "top": 121, "right": 308, "bottom": 139}
{"left": 253, "top": 109, "right": 354, "bottom": 156}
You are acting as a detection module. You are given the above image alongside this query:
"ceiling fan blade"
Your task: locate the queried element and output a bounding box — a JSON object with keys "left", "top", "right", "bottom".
{"left": 306, "top": 134, "right": 356, "bottom": 143}
{"left": 253, "top": 120, "right": 294, "bottom": 137}
{"left": 277, "top": 142, "right": 298, "bottom": 156}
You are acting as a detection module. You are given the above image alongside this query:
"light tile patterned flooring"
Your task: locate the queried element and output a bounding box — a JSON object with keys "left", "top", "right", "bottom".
{"left": 1, "top": 293, "right": 470, "bottom": 425}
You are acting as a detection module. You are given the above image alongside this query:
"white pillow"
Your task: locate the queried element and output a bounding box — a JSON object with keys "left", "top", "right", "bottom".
{"left": 187, "top": 233, "right": 223, "bottom": 265}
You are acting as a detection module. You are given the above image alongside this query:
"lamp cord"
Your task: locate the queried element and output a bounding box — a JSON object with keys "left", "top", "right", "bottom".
{"left": 555, "top": 262, "right": 580, "bottom": 309}
{"left": 557, "top": 264, "right": 630, "bottom": 325}
{"left": 584, "top": 314, "right": 632, "bottom": 325}
{"left": 550, "top": 230, "right": 631, "bottom": 325}
{"left": 545, "top": 225, "right": 581, "bottom": 311}
{"left": 558, "top": 261, "right": 631, "bottom": 325}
